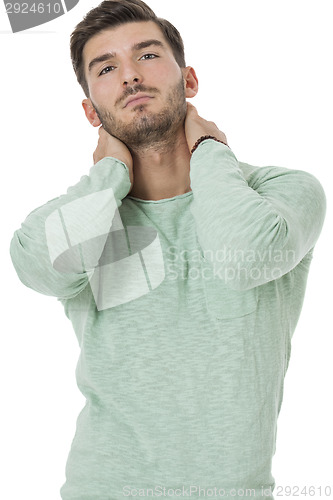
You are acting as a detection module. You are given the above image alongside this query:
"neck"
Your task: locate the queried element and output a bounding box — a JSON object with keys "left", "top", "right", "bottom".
{"left": 127, "top": 128, "right": 192, "bottom": 201}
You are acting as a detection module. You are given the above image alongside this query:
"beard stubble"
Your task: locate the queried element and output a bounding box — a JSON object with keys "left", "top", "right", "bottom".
{"left": 91, "top": 74, "right": 187, "bottom": 154}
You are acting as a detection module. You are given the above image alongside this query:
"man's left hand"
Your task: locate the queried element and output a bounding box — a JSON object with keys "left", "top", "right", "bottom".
{"left": 184, "top": 102, "right": 228, "bottom": 152}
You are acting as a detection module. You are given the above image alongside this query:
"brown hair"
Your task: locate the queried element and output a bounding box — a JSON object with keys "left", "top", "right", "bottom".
{"left": 70, "top": 0, "right": 186, "bottom": 97}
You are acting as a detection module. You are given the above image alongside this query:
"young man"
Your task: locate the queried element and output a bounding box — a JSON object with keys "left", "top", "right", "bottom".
{"left": 10, "top": 0, "right": 326, "bottom": 499}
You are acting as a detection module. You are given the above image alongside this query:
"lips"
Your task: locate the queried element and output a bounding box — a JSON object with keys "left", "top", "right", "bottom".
{"left": 124, "top": 93, "right": 153, "bottom": 108}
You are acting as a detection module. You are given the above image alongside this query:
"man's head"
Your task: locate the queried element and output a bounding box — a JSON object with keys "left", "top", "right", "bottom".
{"left": 70, "top": 0, "right": 198, "bottom": 151}
{"left": 70, "top": 0, "right": 187, "bottom": 99}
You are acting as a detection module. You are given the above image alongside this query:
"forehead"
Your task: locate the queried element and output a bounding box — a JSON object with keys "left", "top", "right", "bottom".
{"left": 83, "top": 21, "right": 171, "bottom": 70}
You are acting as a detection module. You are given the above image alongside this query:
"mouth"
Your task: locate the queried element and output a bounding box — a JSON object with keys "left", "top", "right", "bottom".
{"left": 124, "top": 93, "right": 153, "bottom": 108}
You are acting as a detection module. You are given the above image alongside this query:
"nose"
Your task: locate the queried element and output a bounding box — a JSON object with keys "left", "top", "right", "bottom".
{"left": 121, "top": 62, "right": 143, "bottom": 87}
{"left": 124, "top": 76, "right": 140, "bottom": 86}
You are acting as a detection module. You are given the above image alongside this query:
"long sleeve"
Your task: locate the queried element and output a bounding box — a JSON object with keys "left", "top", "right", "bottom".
{"left": 189, "top": 139, "right": 326, "bottom": 290}
{"left": 10, "top": 157, "right": 132, "bottom": 299}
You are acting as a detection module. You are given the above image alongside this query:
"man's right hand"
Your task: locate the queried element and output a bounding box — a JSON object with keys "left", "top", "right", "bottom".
{"left": 93, "top": 127, "right": 134, "bottom": 188}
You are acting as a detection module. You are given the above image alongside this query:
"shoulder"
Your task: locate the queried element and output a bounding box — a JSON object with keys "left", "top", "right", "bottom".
{"left": 238, "top": 160, "right": 326, "bottom": 198}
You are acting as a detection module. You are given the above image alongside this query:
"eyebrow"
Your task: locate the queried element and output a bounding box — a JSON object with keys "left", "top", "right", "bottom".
{"left": 88, "top": 39, "right": 165, "bottom": 73}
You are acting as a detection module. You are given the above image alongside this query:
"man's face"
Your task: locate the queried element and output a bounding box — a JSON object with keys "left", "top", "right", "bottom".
{"left": 82, "top": 21, "right": 190, "bottom": 149}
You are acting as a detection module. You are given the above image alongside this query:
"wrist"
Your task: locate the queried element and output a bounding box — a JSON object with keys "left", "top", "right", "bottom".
{"left": 190, "top": 135, "right": 229, "bottom": 155}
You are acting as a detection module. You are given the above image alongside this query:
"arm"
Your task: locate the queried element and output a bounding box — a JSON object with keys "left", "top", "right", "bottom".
{"left": 10, "top": 129, "right": 133, "bottom": 299}
{"left": 185, "top": 106, "right": 326, "bottom": 290}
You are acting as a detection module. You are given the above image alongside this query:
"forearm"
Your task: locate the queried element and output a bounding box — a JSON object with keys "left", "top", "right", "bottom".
{"left": 189, "top": 139, "right": 326, "bottom": 290}
{"left": 10, "top": 157, "right": 131, "bottom": 298}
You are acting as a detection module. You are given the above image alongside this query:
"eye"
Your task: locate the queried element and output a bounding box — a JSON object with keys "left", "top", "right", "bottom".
{"left": 99, "top": 66, "right": 115, "bottom": 76}
{"left": 140, "top": 53, "right": 158, "bottom": 61}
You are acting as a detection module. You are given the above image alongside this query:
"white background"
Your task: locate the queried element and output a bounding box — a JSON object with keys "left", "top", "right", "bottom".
{"left": 1, "top": 0, "right": 332, "bottom": 498}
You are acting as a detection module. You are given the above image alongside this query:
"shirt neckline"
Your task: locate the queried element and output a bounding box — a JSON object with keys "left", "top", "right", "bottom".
{"left": 126, "top": 190, "right": 193, "bottom": 204}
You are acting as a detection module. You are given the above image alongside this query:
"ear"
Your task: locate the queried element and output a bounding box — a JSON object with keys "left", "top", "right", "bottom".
{"left": 182, "top": 66, "right": 199, "bottom": 99}
{"left": 82, "top": 98, "right": 101, "bottom": 127}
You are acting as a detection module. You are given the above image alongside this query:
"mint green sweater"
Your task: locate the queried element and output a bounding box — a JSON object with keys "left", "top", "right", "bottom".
{"left": 10, "top": 140, "right": 326, "bottom": 499}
